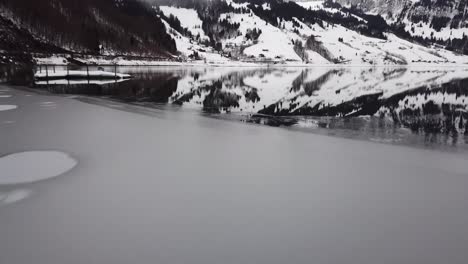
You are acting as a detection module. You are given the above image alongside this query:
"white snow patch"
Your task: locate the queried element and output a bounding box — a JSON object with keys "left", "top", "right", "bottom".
{"left": 34, "top": 55, "right": 69, "bottom": 65}
{"left": 0, "top": 151, "right": 77, "bottom": 185}
{"left": 0, "top": 189, "right": 32, "bottom": 205}
{"left": 0, "top": 105, "right": 17, "bottom": 111}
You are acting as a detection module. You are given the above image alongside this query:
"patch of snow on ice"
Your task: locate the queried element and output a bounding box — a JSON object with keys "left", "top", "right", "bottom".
{"left": 0, "top": 151, "right": 77, "bottom": 185}
{"left": 0, "top": 105, "right": 17, "bottom": 111}
{"left": 0, "top": 189, "right": 32, "bottom": 206}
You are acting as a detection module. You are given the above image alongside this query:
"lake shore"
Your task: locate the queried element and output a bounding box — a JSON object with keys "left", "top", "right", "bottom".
{"left": 1, "top": 84, "right": 468, "bottom": 264}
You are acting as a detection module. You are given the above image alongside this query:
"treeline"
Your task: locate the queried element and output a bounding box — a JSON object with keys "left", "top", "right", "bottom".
{"left": 0, "top": 15, "right": 64, "bottom": 54}
{"left": 199, "top": 1, "right": 241, "bottom": 49}
{"left": 0, "top": 0, "right": 176, "bottom": 56}
{"left": 246, "top": 0, "right": 388, "bottom": 40}
{"left": 393, "top": 23, "right": 468, "bottom": 55}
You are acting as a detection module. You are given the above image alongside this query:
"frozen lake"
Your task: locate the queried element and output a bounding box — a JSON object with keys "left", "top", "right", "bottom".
{"left": 1, "top": 66, "right": 468, "bottom": 264}
{"left": 10, "top": 65, "right": 467, "bottom": 151}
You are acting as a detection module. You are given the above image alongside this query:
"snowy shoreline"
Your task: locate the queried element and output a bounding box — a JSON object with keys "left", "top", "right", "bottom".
{"left": 32, "top": 55, "right": 468, "bottom": 68}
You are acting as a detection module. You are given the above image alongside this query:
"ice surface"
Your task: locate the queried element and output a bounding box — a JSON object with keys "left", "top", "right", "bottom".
{"left": 0, "top": 84, "right": 467, "bottom": 264}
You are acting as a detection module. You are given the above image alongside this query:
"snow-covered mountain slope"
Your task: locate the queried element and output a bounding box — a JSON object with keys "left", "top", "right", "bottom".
{"left": 3, "top": 0, "right": 468, "bottom": 65}
{"left": 160, "top": 19, "right": 233, "bottom": 64}
{"left": 157, "top": 0, "right": 468, "bottom": 65}
{"left": 159, "top": 6, "right": 209, "bottom": 41}
{"left": 218, "top": 11, "right": 303, "bottom": 61}
{"left": 396, "top": 0, "right": 468, "bottom": 41}
{"left": 333, "top": 0, "right": 408, "bottom": 14}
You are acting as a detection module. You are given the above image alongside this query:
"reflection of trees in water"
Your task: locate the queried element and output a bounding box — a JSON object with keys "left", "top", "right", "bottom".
{"left": 290, "top": 69, "right": 340, "bottom": 95}
{"left": 173, "top": 80, "right": 242, "bottom": 113}
{"left": 172, "top": 69, "right": 271, "bottom": 113}
{"left": 392, "top": 100, "right": 467, "bottom": 135}
{"left": 382, "top": 67, "right": 407, "bottom": 81}
{"left": 260, "top": 73, "right": 468, "bottom": 136}
{"left": 203, "top": 88, "right": 240, "bottom": 113}
{"left": 0, "top": 66, "right": 34, "bottom": 85}
{"left": 380, "top": 79, "right": 468, "bottom": 135}
{"left": 398, "top": 112, "right": 467, "bottom": 135}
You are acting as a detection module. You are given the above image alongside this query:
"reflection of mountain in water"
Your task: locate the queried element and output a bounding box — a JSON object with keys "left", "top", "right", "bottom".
{"left": 378, "top": 79, "right": 468, "bottom": 135}
{"left": 37, "top": 71, "right": 179, "bottom": 103}
{"left": 170, "top": 67, "right": 468, "bottom": 135}
{"left": 32, "top": 66, "right": 468, "bottom": 136}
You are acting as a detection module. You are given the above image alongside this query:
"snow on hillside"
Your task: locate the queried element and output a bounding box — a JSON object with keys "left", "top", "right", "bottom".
{"left": 346, "top": 0, "right": 468, "bottom": 41}
{"left": 160, "top": 18, "right": 238, "bottom": 65}
{"left": 299, "top": 21, "right": 468, "bottom": 65}
{"left": 219, "top": 12, "right": 302, "bottom": 61}
{"left": 401, "top": 18, "right": 468, "bottom": 41}
{"left": 159, "top": 6, "right": 209, "bottom": 41}
{"left": 296, "top": 1, "right": 367, "bottom": 24}
{"left": 295, "top": 0, "right": 325, "bottom": 10}
{"left": 220, "top": 1, "right": 468, "bottom": 65}
{"left": 22, "top": 0, "right": 468, "bottom": 66}
{"left": 295, "top": 0, "right": 348, "bottom": 16}
{"left": 281, "top": 18, "right": 331, "bottom": 64}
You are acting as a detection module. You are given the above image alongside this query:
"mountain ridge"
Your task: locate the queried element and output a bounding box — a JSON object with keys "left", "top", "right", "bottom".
{"left": 2, "top": 0, "right": 468, "bottom": 65}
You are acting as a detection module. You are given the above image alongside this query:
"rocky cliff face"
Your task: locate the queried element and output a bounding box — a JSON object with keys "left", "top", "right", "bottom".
{"left": 336, "top": 0, "right": 468, "bottom": 34}
{"left": 326, "top": 0, "right": 468, "bottom": 53}
{"left": 402, "top": 0, "right": 468, "bottom": 30}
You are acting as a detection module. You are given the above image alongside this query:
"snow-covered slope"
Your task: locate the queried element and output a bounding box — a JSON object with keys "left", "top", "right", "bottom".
{"left": 333, "top": 0, "right": 468, "bottom": 41}
{"left": 219, "top": 12, "right": 303, "bottom": 61}
{"left": 156, "top": 0, "right": 468, "bottom": 65}
{"left": 160, "top": 18, "right": 235, "bottom": 64}
{"left": 159, "top": 6, "right": 209, "bottom": 41}
{"left": 396, "top": 0, "right": 468, "bottom": 41}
